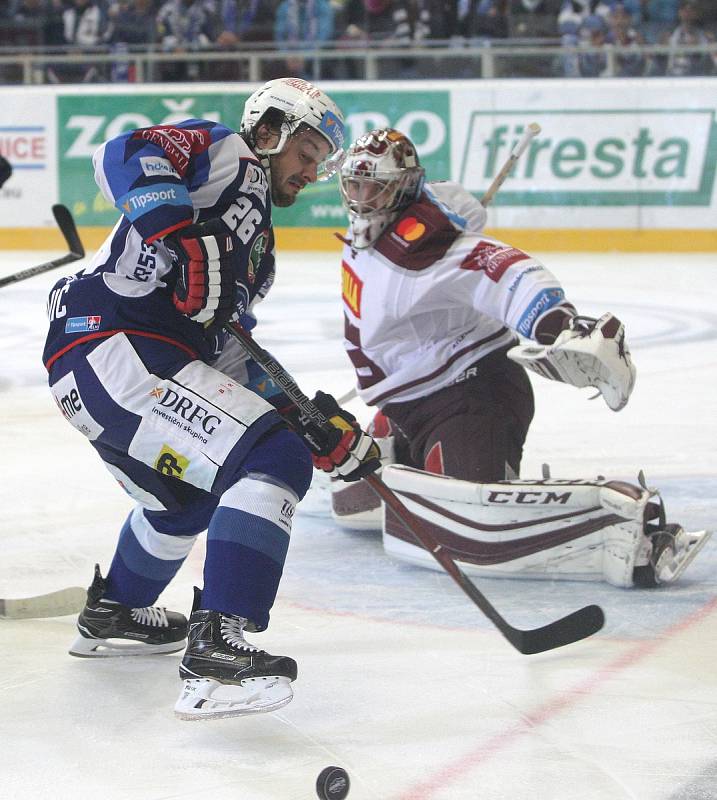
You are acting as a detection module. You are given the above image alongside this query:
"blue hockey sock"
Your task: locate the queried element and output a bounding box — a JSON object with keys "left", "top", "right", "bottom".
{"left": 105, "top": 506, "right": 198, "bottom": 607}
{"left": 202, "top": 475, "right": 298, "bottom": 630}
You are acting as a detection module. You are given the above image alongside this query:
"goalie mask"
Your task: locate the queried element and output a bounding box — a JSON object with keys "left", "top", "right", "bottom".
{"left": 339, "top": 128, "right": 425, "bottom": 249}
{"left": 240, "top": 77, "right": 346, "bottom": 192}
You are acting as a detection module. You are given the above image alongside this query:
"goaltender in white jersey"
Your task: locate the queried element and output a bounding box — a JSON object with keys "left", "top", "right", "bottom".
{"left": 330, "top": 127, "right": 710, "bottom": 589}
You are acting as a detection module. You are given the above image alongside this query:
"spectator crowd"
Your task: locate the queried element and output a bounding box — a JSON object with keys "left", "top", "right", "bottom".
{"left": 0, "top": 0, "right": 715, "bottom": 82}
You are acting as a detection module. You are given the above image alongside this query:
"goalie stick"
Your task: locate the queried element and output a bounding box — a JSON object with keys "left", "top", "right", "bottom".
{"left": 480, "top": 122, "right": 541, "bottom": 206}
{"left": 223, "top": 320, "right": 605, "bottom": 655}
{"left": 0, "top": 204, "right": 85, "bottom": 289}
{"left": 0, "top": 586, "right": 86, "bottom": 620}
{"left": 333, "top": 122, "right": 542, "bottom": 409}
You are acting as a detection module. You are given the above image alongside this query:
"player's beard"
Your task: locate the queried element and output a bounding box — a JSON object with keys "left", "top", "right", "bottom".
{"left": 269, "top": 156, "right": 304, "bottom": 207}
{"left": 271, "top": 183, "right": 298, "bottom": 207}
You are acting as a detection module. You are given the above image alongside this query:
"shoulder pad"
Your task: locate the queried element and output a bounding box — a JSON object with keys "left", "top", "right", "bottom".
{"left": 374, "top": 195, "right": 460, "bottom": 271}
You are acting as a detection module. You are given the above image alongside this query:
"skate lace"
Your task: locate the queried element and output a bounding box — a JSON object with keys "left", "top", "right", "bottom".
{"left": 221, "top": 616, "right": 259, "bottom": 652}
{"left": 131, "top": 606, "right": 169, "bottom": 627}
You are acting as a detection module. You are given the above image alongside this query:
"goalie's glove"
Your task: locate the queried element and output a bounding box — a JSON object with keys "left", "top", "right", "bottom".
{"left": 289, "top": 391, "right": 382, "bottom": 481}
{"left": 166, "top": 219, "right": 238, "bottom": 325}
{"left": 507, "top": 312, "right": 637, "bottom": 411}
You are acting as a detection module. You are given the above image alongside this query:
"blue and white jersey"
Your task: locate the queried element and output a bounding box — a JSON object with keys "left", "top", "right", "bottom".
{"left": 43, "top": 119, "right": 275, "bottom": 372}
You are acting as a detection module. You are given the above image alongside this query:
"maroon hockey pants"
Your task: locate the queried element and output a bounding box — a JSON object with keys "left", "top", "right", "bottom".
{"left": 382, "top": 347, "right": 535, "bottom": 483}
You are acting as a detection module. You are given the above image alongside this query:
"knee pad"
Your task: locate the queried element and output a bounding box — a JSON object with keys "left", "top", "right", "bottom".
{"left": 241, "top": 426, "right": 313, "bottom": 500}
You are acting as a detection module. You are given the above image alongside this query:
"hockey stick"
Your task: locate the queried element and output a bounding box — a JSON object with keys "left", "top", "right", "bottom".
{"left": 223, "top": 321, "right": 604, "bottom": 654}
{"left": 336, "top": 387, "right": 358, "bottom": 405}
{"left": 365, "top": 478, "right": 603, "bottom": 654}
{"left": 0, "top": 586, "right": 86, "bottom": 620}
{"left": 480, "top": 122, "right": 540, "bottom": 206}
{"left": 334, "top": 124, "right": 541, "bottom": 410}
{"left": 0, "top": 204, "right": 85, "bottom": 289}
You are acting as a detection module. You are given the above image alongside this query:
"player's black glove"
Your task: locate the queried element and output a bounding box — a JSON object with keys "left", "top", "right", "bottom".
{"left": 0, "top": 155, "right": 12, "bottom": 189}
{"left": 166, "top": 219, "right": 238, "bottom": 325}
{"left": 287, "top": 391, "right": 382, "bottom": 482}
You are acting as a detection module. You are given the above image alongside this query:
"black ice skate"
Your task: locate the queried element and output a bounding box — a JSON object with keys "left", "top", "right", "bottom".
{"left": 174, "top": 589, "right": 297, "bottom": 720}
{"left": 69, "top": 564, "right": 187, "bottom": 658}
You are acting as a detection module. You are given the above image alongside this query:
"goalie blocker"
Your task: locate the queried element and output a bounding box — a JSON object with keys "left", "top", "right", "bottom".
{"left": 331, "top": 465, "right": 710, "bottom": 588}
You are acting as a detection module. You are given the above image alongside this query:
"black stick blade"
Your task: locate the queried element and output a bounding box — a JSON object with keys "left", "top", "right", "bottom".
{"left": 52, "top": 204, "right": 84, "bottom": 258}
{"left": 513, "top": 604, "right": 605, "bottom": 655}
{"left": 455, "top": 567, "right": 605, "bottom": 654}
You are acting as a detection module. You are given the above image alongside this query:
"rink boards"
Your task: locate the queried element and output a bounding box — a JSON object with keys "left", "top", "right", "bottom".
{"left": 1, "top": 77, "right": 716, "bottom": 252}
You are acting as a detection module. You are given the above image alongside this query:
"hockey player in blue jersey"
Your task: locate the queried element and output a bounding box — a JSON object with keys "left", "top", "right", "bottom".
{"left": 42, "top": 77, "right": 380, "bottom": 720}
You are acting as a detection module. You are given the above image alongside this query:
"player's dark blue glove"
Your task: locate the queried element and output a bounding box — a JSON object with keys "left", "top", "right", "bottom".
{"left": 166, "top": 219, "right": 238, "bottom": 325}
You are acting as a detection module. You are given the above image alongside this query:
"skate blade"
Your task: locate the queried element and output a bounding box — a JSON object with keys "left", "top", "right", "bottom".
{"left": 69, "top": 633, "right": 186, "bottom": 658}
{"left": 656, "top": 529, "right": 712, "bottom": 584}
{"left": 174, "top": 676, "right": 294, "bottom": 720}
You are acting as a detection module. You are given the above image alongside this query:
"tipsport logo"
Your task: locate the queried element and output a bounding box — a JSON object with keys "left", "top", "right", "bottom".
{"left": 118, "top": 183, "right": 188, "bottom": 221}
{"left": 460, "top": 111, "right": 717, "bottom": 206}
{"left": 320, "top": 110, "right": 345, "bottom": 151}
{"left": 517, "top": 288, "right": 565, "bottom": 337}
{"left": 65, "top": 315, "right": 101, "bottom": 333}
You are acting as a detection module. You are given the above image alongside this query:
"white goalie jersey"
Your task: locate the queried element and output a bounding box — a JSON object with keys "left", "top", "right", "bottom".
{"left": 340, "top": 181, "right": 568, "bottom": 408}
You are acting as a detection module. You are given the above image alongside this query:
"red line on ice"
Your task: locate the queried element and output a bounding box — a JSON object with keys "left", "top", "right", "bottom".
{"left": 394, "top": 595, "right": 717, "bottom": 800}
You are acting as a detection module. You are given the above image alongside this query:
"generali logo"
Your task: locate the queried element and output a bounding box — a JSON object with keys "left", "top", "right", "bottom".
{"left": 341, "top": 260, "right": 362, "bottom": 318}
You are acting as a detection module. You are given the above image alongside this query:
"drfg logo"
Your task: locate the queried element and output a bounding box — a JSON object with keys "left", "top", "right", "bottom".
{"left": 460, "top": 110, "right": 717, "bottom": 205}
{"left": 151, "top": 386, "right": 222, "bottom": 435}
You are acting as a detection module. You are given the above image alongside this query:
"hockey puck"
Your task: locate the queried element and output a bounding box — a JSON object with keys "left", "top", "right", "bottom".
{"left": 316, "top": 766, "right": 350, "bottom": 799}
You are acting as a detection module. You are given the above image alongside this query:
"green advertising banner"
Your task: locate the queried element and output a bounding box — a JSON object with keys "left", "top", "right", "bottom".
{"left": 458, "top": 108, "right": 717, "bottom": 207}
{"left": 54, "top": 81, "right": 717, "bottom": 243}
{"left": 57, "top": 89, "right": 451, "bottom": 228}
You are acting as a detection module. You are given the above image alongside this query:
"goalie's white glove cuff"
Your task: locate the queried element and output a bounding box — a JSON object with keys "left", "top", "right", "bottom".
{"left": 508, "top": 312, "right": 637, "bottom": 411}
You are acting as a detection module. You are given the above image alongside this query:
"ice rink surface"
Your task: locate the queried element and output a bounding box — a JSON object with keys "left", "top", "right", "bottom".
{"left": 1, "top": 245, "right": 716, "bottom": 800}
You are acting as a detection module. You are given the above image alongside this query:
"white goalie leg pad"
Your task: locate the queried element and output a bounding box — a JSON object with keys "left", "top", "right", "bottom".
{"left": 175, "top": 676, "right": 293, "bottom": 721}
{"left": 330, "top": 436, "right": 395, "bottom": 530}
{"left": 507, "top": 313, "right": 637, "bottom": 411}
{"left": 380, "top": 465, "right": 707, "bottom": 588}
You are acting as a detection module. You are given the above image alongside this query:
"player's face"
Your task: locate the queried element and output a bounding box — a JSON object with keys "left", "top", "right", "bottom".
{"left": 270, "top": 130, "right": 331, "bottom": 208}
{"left": 341, "top": 176, "right": 390, "bottom": 215}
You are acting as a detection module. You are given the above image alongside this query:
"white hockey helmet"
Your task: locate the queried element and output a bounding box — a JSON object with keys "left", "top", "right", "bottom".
{"left": 339, "top": 128, "right": 425, "bottom": 248}
{"left": 240, "top": 77, "right": 346, "bottom": 179}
